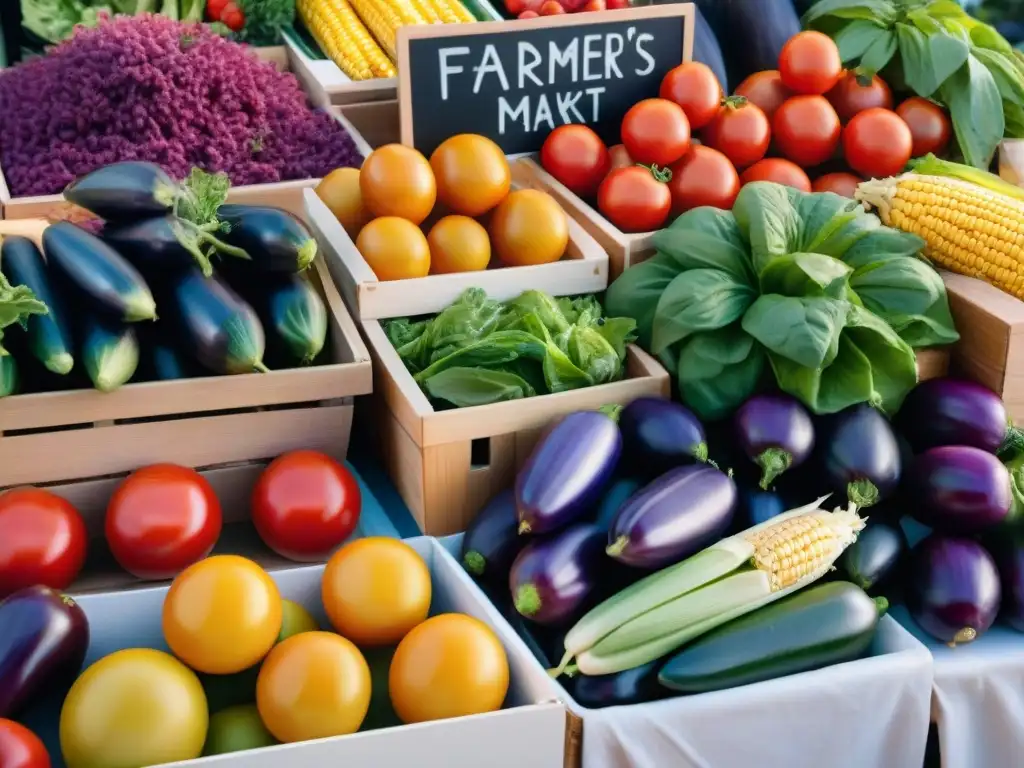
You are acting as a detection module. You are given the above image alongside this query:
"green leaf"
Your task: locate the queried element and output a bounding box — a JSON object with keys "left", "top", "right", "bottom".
{"left": 941, "top": 54, "right": 1006, "bottom": 168}
{"left": 843, "top": 305, "right": 919, "bottom": 414}
{"left": 760, "top": 253, "right": 853, "bottom": 299}
{"left": 653, "top": 208, "right": 755, "bottom": 285}
{"left": 742, "top": 295, "right": 848, "bottom": 369}
{"left": 926, "top": 0, "right": 971, "bottom": 20}
{"left": 850, "top": 258, "right": 944, "bottom": 317}
{"left": 859, "top": 28, "right": 898, "bottom": 74}
{"left": 970, "top": 22, "right": 1015, "bottom": 56}
{"left": 884, "top": 297, "right": 961, "bottom": 347}
{"left": 676, "top": 325, "right": 766, "bottom": 421}
{"left": 0, "top": 274, "right": 48, "bottom": 356}
{"left": 803, "top": 0, "right": 898, "bottom": 26}
{"left": 567, "top": 325, "right": 625, "bottom": 385}
{"left": 834, "top": 20, "right": 889, "bottom": 63}
{"left": 412, "top": 330, "right": 547, "bottom": 382}
{"left": 177, "top": 168, "right": 229, "bottom": 227}
{"left": 650, "top": 270, "right": 757, "bottom": 355}
{"left": 593, "top": 317, "right": 637, "bottom": 360}
{"left": 840, "top": 227, "right": 924, "bottom": 269}
{"left": 732, "top": 182, "right": 802, "bottom": 275}
{"left": 973, "top": 48, "right": 1024, "bottom": 106}
{"left": 604, "top": 253, "right": 680, "bottom": 350}
{"left": 1006, "top": 101, "right": 1024, "bottom": 138}
{"left": 770, "top": 339, "right": 875, "bottom": 415}
{"left": 422, "top": 367, "right": 535, "bottom": 407}
{"left": 541, "top": 344, "right": 594, "bottom": 393}
{"left": 897, "top": 23, "right": 942, "bottom": 96}
{"left": 793, "top": 189, "right": 879, "bottom": 256}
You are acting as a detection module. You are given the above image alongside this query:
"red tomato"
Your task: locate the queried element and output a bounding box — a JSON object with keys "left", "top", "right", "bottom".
{"left": 581, "top": 0, "right": 605, "bottom": 10}
{"left": 220, "top": 1, "right": 245, "bottom": 31}
{"left": 735, "top": 70, "right": 791, "bottom": 119}
{"left": 667, "top": 145, "right": 740, "bottom": 215}
{"left": 540, "top": 125, "right": 611, "bottom": 198}
{"left": 812, "top": 172, "right": 863, "bottom": 198}
{"left": 773, "top": 95, "right": 841, "bottom": 168}
{"left": 778, "top": 31, "right": 843, "bottom": 95}
{"left": 0, "top": 720, "right": 49, "bottom": 768}
{"left": 606, "top": 0, "right": 629, "bottom": 8}
{"left": 106, "top": 465, "right": 222, "bottom": 581}
{"left": 659, "top": 62, "right": 722, "bottom": 131}
{"left": 517, "top": 9, "right": 538, "bottom": 16}
{"left": 206, "top": 0, "right": 229, "bottom": 20}
{"left": 0, "top": 489, "right": 86, "bottom": 599}
{"left": 252, "top": 451, "right": 361, "bottom": 562}
{"left": 504, "top": 0, "right": 526, "bottom": 14}
{"left": 539, "top": 1, "right": 564, "bottom": 13}
{"left": 608, "top": 144, "right": 633, "bottom": 170}
{"left": 597, "top": 166, "right": 671, "bottom": 233}
{"left": 826, "top": 72, "right": 893, "bottom": 122}
{"left": 740, "top": 158, "right": 812, "bottom": 192}
{"left": 620, "top": 99, "right": 691, "bottom": 168}
{"left": 896, "top": 97, "right": 952, "bottom": 158}
{"left": 843, "top": 107, "right": 913, "bottom": 179}
{"left": 702, "top": 97, "right": 770, "bottom": 169}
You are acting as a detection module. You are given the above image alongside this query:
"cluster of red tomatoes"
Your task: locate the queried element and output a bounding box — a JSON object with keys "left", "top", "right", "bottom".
{"left": 0, "top": 451, "right": 361, "bottom": 598}
{"left": 504, "top": 0, "right": 627, "bottom": 19}
{"left": 538, "top": 30, "right": 952, "bottom": 234}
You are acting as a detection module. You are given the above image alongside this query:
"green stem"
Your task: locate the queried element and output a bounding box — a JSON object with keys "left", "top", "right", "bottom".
{"left": 847, "top": 478, "right": 879, "bottom": 508}
{"left": 463, "top": 551, "right": 486, "bottom": 577}
{"left": 757, "top": 447, "right": 792, "bottom": 490}
{"left": 598, "top": 403, "right": 622, "bottom": 422}
{"left": 874, "top": 596, "right": 890, "bottom": 617}
{"left": 692, "top": 441, "right": 709, "bottom": 463}
{"left": 998, "top": 423, "right": 1024, "bottom": 460}
{"left": 253, "top": 361, "right": 270, "bottom": 373}
{"left": 197, "top": 230, "right": 251, "bottom": 261}
{"left": 606, "top": 536, "right": 629, "bottom": 558}
{"left": 549, "top": 650, "right": 574, "bottom": 678}
{"left": 514, "top": 584, "right": 541, "bottom": 617}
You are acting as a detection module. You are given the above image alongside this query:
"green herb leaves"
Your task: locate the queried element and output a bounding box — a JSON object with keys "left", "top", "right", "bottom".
{"left": 0, "top": 273, "right": 48, "bottom": 357}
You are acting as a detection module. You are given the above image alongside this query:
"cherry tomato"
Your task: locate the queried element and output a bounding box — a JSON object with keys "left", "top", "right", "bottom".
{"left": 252, "top": 451, "right": 361, "bottom": 562}
{"left": 896, "top": 97, "right": 952, "bottom": 158}
{"left": 220, "top": 1, "right": 245, "bottom": 31}
{"left": 620, "top": 98, "right": 691, "bottom": 168}
{"left": 504, "top": 0, "right": 526, "bottom": 13}
{"left": 608, "top": 144, "right": 633, "bottom": 170}
{"left": 540, "top": 125, "right": 611, "bottom": 198}
{"left": 597, "top": 166, "right": 672, "bottom": 233}
{"left": 740, "top": 159, "right": 812, "bottom": 192}
{"left": 206, "top": 0, "right": 229, "bottom": 20}
{"left": 702, "top": 96, "right": 770, "bottom": 169}
{"left": 812, "top": 172, "right": 863, "bottom": 198}
{"left": 606, "top": 0, "right": 629, "bottom": 7}
{"left": 539, "top": 1, "right": 565, "bottom": 13}
{"left": 773, "top": 95, "right": 841, "bottom": 168}
{"left": 667, "top": 145, "right": 740, "bottom": 214}
{"left": 826, "top": 72, "right": 893, "bottom": 122}
{"left": 581, "top": 0, "right": 605, "bottom": 10}
{"left": 0, "top": 720, "right": 49, "bottom": 768}
{"left": 106, "top": 464, "right": 221, "bottom": 581}
{"left": 517, "top": 9, "right": 538, "bottom": 16}
{"left": 843, "top": 107, "right": 913, "bottom": 178}
{"left": 779, "top": 31, "right": 843, "bottom": 95}
{"left": 0, "top": 488, "right": 86, "bottom": 599}
{"left": 659, "top": 62, "right": 722, "bottom": 130}
{"left": 735, "top": 70, "right": 791, "bottom": 119}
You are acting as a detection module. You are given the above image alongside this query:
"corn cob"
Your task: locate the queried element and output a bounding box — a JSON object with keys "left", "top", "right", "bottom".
{"left": 433, "top": 0, "right": 476, "bottom": 23}
{"left": 909, "top": 154, "right": 1024, "bottom": 204}
{"left": 349, "top": 0, "right": 425, "bottom": 60}
{"left": 555, "top": 497, "right": 865, "bottom": 677}
{"left": 856, "top": 174, "right": 1024, "bottom": 299}
{"left": 297, "top": 0, "right": 397, "bottom": 79}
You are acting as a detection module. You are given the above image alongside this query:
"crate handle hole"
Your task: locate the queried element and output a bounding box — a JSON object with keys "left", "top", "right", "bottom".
{"left": 470, "top": 438, "right": 491, "bottom": 470}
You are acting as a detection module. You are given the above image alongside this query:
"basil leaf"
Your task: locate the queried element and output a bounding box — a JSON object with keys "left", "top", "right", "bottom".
{"left": 840, "top": 227, "right": 924, "bottom": 269}
{"left": 885, "top": 296, "right": 961, "bottom": 348}
{"left": 605, "top": 253, "right": 679, "bottom": 349}
{"left": 423, "top": 367, "right": 535, "bottom": 408}
{"left": 941, "top": 54, "right": 1005, "bottom": 168}
{"left": 897, "top": 23, "right": 944, "bottom": 96}
{"left": 676, "top": 325, "right": 766, "bottom": 421}
{"left": 973, "top": 48, "right": 1024, "bottom": 106}
{"left": 851, "top": 258, "right": 943, "bottom": 317}
{"left": 969, "top": 22, "right": 1014, "bottom": 56}
{"left": 802, "top": 0, "right": 898, "bottom": 25}
{"left": 654, "top": 208, "right": 755, "bottom": 284}
{"left": 843, "top": 305, "right": 918, "bottom": 414}
{"left": 760, "top": 253, "right": 853, "bottom": 299}
{"left": 795, "top": 191, "right": 880, "bottom": 257}
{"left": 733, "top": 182, "right": 801, "bottom": 274}
{"left": 770, "top": 341, "right": 874, "bottom": 415}
{"left": 834, "top": 20, "right": 889, "bottom": 62}
{"left": 926, "top": 0, "right": 970, "bottom": 20}
{"left": 651, "top": 269, "right": 756, "bottom": 355}
{"left": 859, "top": 28, "right": 897, "bottom": 74}
{"left": 0, "top": 274, "right": 48, "bottom": 356}
{"left": 742, "top": 295, "right": 848, "bottom": 369}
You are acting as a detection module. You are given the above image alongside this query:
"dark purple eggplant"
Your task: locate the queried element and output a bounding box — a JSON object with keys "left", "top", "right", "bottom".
{"left": 217, "top": 205, "right": 318, "bottom": 273}
{"left": 734, "top": 394, "right": 814, "bottom": 489}
{"left": 907, "top": 446, "right": 1013, "bottom": 534}
{"left": 571, "top": 661, "right": 668, "bottom": 708}
{"left": 817, "top": 404, "right": 901, "bottom": 508}
{"left": 102, "top": 215, "right": 248, "bottom": 278}
{"left": 895, "top": 378, "right": 1021, "bottom": 456}
{"left": 0, "top": 586, "right": 89, "bottom": 718}
{"left": 63, "top": 161, "right": 179, "bottom": 221}
{"left": 461, "top": 489, "right": 523, "bottom": 582}
{"left": 607, "top": 465, "right": 736, "bottom": 569}
{"left": 509, "top": 524, "right": 605, "bottom": 625}
{"left": 594, "top": 477, "right": 644, "bottom": 530}
{"left": 619, "top": 398, "right": 707, "bottom": 476}
{"left": 991, "top": 534, "right": 1024, "bottom": 632}
{"left": 516, "top": 411, "right": 621, "bottom": 535}
{"left": 840, "top": 520, "right": 907, "bottom": 593}
{"left": 906, "top": 535, "right": 1000, "bottom": 646}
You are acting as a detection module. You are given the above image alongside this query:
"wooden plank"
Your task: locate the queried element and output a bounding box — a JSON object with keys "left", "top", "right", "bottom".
{"left": 337, "top": 101, "right": 401, "bottom": 149}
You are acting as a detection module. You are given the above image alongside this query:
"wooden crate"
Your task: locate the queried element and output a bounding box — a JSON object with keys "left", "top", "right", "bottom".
{"left": 283, "top": 34, "right": 398, "bottom": 109}
{"left": 1000, "top": 139, "right": 1024, "bottom": 188}
{"left": 512, "top": 157, "right": 656, "bottom": 280}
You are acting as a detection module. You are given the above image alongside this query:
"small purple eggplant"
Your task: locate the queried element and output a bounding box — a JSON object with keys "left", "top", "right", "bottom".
{"left": 734, "top": 394, "right": 814, "bottom": 489}
{"left": 906, "top": 535, "right": 1000, "bottom": 646}
{"left": 509, "top": 524, "right": 605, "bottom": 625}
{"left": 895, "top": 378, "right": 1020, "bottom": 455}
{"left": 607, "top": 465, "right": 737, "bottom": 569}
{"left": 840, "top": 519, "right": 907, "bottom": 594}
{"left": 461, "top": 489, "right": 523, "bottom": 583}
{"left": 516, "top": 410, "right": 621, "bottom": 535}
{"left": 619, "top": 398, "right": 707, "bottom": 476}
{"left": 817, "top": 404, "right": 901, "bottom": 508}
{"left": 907, "top": 446, "right": 1013, "bottom": 534}
{"left": 0, "top": 586, "right": 89, "bottom": 718}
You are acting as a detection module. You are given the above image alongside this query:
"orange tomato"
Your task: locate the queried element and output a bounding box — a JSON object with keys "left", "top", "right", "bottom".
{"left": 389, "top": 614, "right": 509, "bottom": 724}
{"left": 321, "top": 537, "right": 431, "bottom": 647}
{"left": 256, "top": 632, "right": 371, "bottom": 743}
{"left": 359, "top": 145, "right": 436, "bottom": 224}
{"left": 429, "top": 134, "right": 511, "bottom": 217}
{"left": 489, "top": 189, "right": 568, "bottom": 267}
{"left": 162, "top": 555, "right": 282, "bottom": 675}
{"left": 356, "top": 217, "right": 431, "bottom": 281}
{"left": 316, "top": 168, "right": 372, "bottom": 238}
{"left": 427, "top": 215, "right": 491, "bottom": 274}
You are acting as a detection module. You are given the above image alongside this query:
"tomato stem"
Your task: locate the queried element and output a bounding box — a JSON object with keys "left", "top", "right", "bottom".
{"left": 722, "top": 95, "right": 748, "bottom": 110}
{"left": 852, "top": 66, "right": 875, "bottom": 86}
{"left": 643, "top": 164, "right": 673, "bottom": 184}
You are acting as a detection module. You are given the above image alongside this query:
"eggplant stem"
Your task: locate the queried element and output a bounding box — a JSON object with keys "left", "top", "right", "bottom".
{"left": 514, "top": 584, "right": 542, "bottom": 617}
{"left": 463, "top": 551, "right": 486, "bottom": 577}
{"left": 873, "top": 596, "right": 889, "bottom": 617}
{"left": 518, "top": 520, "right": 532, "bottom": 535}
{"left": 196, "top": 230, "right": 251, "bottom": 260}
{"left": 550, "top": 650, "right": 574, "bottom": 678}
{"left": 998, "top": 424, "right": 1024, "bottom": 460}
{"left": 562, "top": 664, "right": 580, "bottom": 678}
{"left": 253, "top": 361, "right": 271, "bottom": 373}
{"left": 598, "top": 403, "right": 622, "bottom": 422}
{"left": 847, "top": 479, "right": 880, "bottom": 508}
{"left": 606, "top": 536, "right": 629, "bottom": 558}
{"left": 757, "top": 448, "right": 792, "bottom": 490}
{"left": 297, "top": 238, "right": 318, "bottom": 271}
{"left": 693, "top": 442, "right": 709, "bottom": 463}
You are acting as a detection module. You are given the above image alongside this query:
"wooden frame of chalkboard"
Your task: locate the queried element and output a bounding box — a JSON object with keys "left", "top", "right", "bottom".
{"left": 396, "top": 4, "right": 695, "bottom": 157}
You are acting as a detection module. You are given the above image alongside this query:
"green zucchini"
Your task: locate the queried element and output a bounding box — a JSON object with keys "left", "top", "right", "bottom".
{"left": 82, "top": 316, "right": 140, "bottom": 392}
{"left": 658, "top": 581, "right": 886, "bottom": 694}
{"left": 0, "top": 355, "right": 18, "bottom": 397}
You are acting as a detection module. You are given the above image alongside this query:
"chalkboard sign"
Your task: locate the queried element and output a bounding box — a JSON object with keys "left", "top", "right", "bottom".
{"left": 396, "top": 5, "right": 694, "bottom": 157}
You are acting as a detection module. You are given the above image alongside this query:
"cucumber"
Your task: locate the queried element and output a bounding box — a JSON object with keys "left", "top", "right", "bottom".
{"left": 82, "top": 315, "right": 140, "bottom": 392}
{"left": 658, "top": 581, "right": 886, "bottom": 694}
{"left": 0, "top": 355, "right": 18, "bottom": 397}
{"left": 0, "top": 236, "right": 74, "bottom": 374}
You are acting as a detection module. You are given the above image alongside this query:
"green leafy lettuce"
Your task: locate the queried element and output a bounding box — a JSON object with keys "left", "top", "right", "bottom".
{"left": 0, "top": 273, "right": 49, "bottom": 356}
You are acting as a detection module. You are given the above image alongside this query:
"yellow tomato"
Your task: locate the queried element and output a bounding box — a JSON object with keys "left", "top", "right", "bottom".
{"left": 360, "top": 144, "right": 436, "bottom": 224}
{"left": 256, "top": 632, "right": 371, "bottom": 743}
{"left": 427, "top": 215, "right": 491, "bottom": 274}
{"left": 356, "top": 217, "right": 431, "bottom": 281}
{"left": 321, "top": 537, "right": 431, "bottom": 647}
{"left": 389, "top": 613, "right": 509, "bottom": 724}
{"left": 162, "top": 555, "right": 282, "bottom": 674}
{"left": 316, "top": 167, "right": 372, "bottom": 237}
{"left": 430, "top": 134, "right": 511, "bottom": 217}
{"left": 60, "top": 648, "right": 208, "bottom": 768}
{"left": 279, "top": 599, "right": 318, "bottom": 640}
{"left": 489, "top": 189, "right": 569, "bottom": 267}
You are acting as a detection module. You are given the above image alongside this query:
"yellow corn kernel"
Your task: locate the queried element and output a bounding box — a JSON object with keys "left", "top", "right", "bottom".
{"left": 432, "top": 0, "right": 476, "bottom": 23}
{"left": 410, "top": 0, "right": 444, "bottom": 23}
{"left": 297, "top": 0, "right": 396, "bottom": 79}
{"left": 745, "top": 511, "right": 852, "bottom": 591}
{"left": 350, "top": 0, "right": 424, "bottom": 60}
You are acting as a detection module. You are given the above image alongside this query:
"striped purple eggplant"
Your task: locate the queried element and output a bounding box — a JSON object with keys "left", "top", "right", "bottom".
{"left": 516, "top": 410, "right": 621, "bottom": 535}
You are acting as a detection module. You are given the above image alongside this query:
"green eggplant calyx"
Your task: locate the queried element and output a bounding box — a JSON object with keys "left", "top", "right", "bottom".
{"left": 606, "top": 536, "right": 629, "bottom": 558}
{"left": 154, "top": 180, "right": 182, "bottom": 209}
{"left": 873, "top": 596, "right": 889, "bottom": 617}
{"left": 757, "top": 448, "right": 792, "bottom": 490}
{"left": 693, "top": 442, "right": 709, "bottom": 463}
{"left": 999, "top": 424, "right": 1024, "bottom": 460}
{"left": 123, "top": 291, "right": 158, "bottom": 322}
{"left": 514, "top": 584, "right": 542, "bottom": 617}
{"left": 44, "top": 352, "right": 74, "bottom": 376}
{"left": 462, "top": 551, "right": 486, "bottom": 577}
{"left": 296, "top": 238, "right": 318, "bottom": 271}
{"left": 847, "top": 479, "right": 879, "bottom": 508}
{"left": 171, "top": 218, "right": 215, "bottom": 277}
{"left": 949, "top": 626, "right": 978, "bottom": 648}
{"left": 598, "top": 403, "right": 622, "bottom": 422}
{"left": 518, "top": 520, "right": 532, "bottom": 535}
